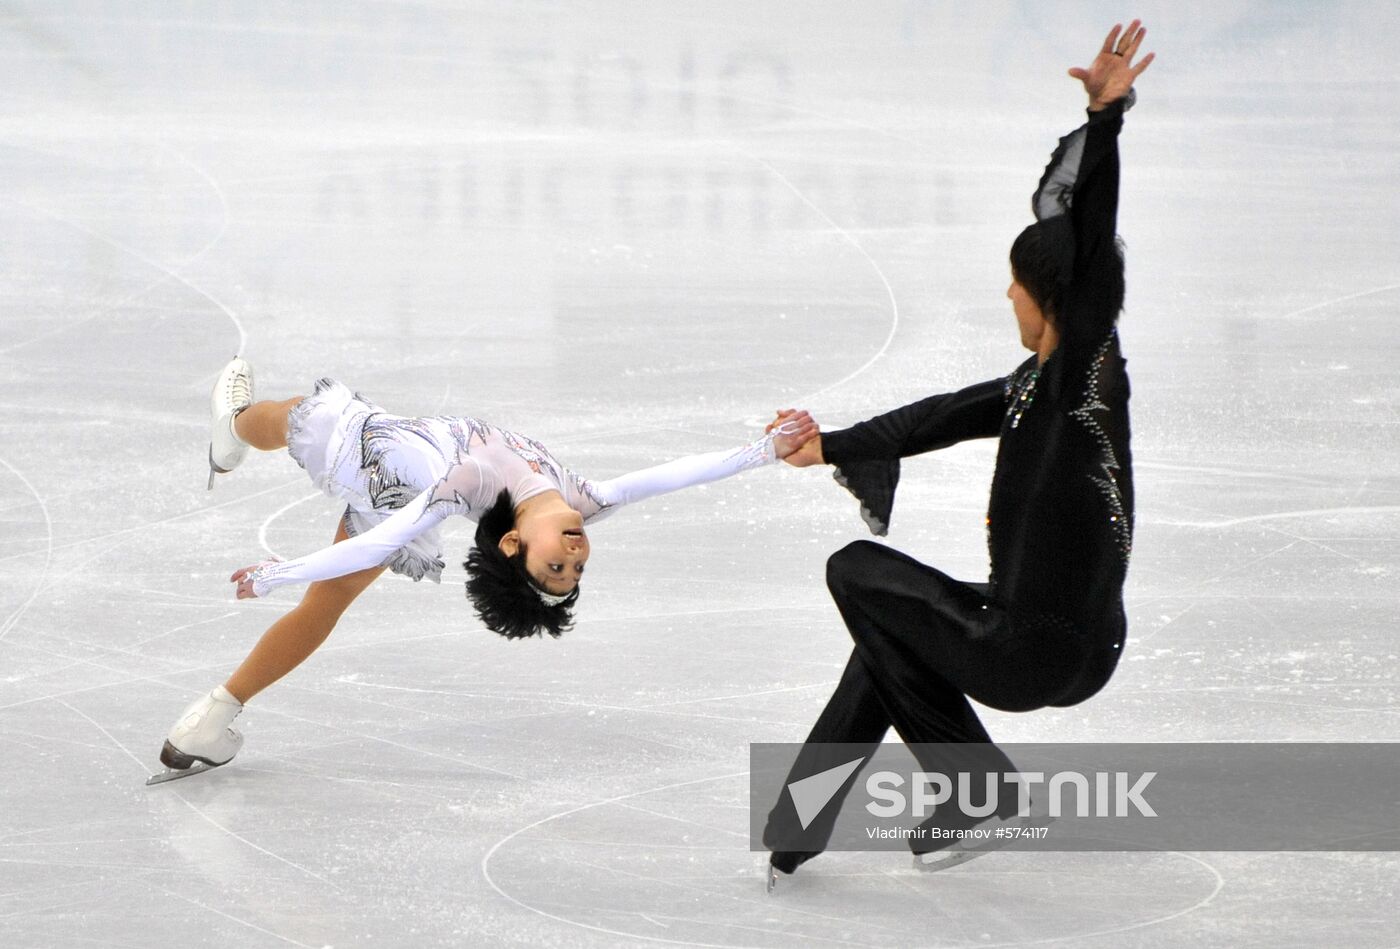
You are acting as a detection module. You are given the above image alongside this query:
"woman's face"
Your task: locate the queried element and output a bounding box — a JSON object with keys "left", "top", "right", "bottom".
{"left": 1007, "top": 274, "right": 1053, "bottom": 356}
{"left": 500, "top": 508, "right": 590, "bottom": 595}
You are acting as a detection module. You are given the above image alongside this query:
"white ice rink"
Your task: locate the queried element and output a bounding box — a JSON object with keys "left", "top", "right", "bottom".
{"left": 2, "top": 2, "right": 1398, "bottom": 946}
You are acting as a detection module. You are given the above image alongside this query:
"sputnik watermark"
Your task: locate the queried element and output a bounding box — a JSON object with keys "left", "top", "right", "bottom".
{"left": 752, "top": 743, "right": 1400, "bottom": 853}
{"left": 865, "top": 770, "right": 1157, "bottom": 819}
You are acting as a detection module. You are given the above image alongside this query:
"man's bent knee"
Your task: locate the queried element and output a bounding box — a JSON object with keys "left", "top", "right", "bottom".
{"left": 825, "top": 540, "right": 883, "bottom": 596}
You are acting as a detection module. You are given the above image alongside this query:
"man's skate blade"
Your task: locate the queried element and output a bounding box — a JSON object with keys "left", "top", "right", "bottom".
{"left": 913, "top": 808, "right": 1056, "bottom": 872}
{"left": 145, "top": 762, "right": 219, "bottom": 786}
{"left": 765, "top": 863, "right": 777, "bottom": 895}
{"left": 914, "top": 848, "right": 985, "bottom": 873}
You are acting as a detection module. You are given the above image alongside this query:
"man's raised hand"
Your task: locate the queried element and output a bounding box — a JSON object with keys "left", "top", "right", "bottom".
{"left": 1069, "top": 19, "right": 1155, "bottom": 111}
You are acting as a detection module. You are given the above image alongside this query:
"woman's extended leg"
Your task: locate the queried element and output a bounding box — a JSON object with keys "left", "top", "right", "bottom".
{"left": 223, "top": 519, "right": 384, "bottom": 703}
{"left": 158, "top": 521, "right": 383, "bottom": 771}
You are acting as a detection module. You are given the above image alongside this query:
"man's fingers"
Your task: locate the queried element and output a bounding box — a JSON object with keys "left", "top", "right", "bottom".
{"left": 1131, "top": 51, "right": 1155, "bottom": 77}
{"left": 1116, "top": 20, "right": 1141, "bottom": 55}
{"left": 1125, "top": 24, "right": 1146, "bottom": 60}
{"left": 1101, "top": 22, "right": 1123, "bottom": 55}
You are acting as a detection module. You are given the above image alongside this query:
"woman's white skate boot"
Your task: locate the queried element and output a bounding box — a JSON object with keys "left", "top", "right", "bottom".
{"left": 150, "top": 686, "right": 245, "bottom": 783}
{"left": 208, "top": 356, "right": 254, "bottom": 489}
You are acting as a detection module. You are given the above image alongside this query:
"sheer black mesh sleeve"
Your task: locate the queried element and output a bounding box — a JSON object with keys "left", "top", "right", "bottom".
{"left": 831, "top": 458, "right": 900, "bottom": 536}
{"left": 1032, "top": 91, "right": 1134, "bottom": 353}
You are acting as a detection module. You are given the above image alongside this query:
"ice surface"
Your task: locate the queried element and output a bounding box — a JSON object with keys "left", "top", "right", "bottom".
{"left": 2, "top": 2, "right": 1397, "bottom": 946}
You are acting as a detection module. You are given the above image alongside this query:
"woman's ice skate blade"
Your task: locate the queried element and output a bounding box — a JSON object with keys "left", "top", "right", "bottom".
{"left": 208, "top": 356, "right": 254, "bottom": 489}
{"left": 146, "top": 741, "right": 226, "bottom": 785}
{"left": 149, "top": 686, "right": 245, "bottom": 786}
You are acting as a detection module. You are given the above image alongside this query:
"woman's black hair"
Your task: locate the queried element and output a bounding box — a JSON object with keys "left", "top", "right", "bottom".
{"left": 464, "top": 490, "right": 579, "bottom": 640}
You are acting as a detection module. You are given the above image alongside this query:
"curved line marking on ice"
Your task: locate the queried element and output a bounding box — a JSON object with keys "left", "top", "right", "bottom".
{"left": 258, "top": 491, "right": 324, "bottom": 558}
{"left": 0, "top": 456, "right": 54, "bottom": 643}
{"left": 1, "top": 198, "right": 247, "bottom": 357}
{"left": 0, "top": 476, "right": 306, "bottom": 571}
{"left": 157, "top": 888, "right": 320, "bottom": 949}
{"left": 482, "top": 771, "right": 762, "bottom": 949}
{"left": 482, "top": 771, "right": 1227, "bottom": 947}
{"left": 736, "top": 148, "right": 901, "bottom": 405}
{"left": 0, "top": 150, "right": 237, "bottom": 358}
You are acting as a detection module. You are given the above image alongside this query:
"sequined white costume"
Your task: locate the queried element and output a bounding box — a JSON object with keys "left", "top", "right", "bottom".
{"left": 250, "top": 379, "right": 779, "bottom": 597}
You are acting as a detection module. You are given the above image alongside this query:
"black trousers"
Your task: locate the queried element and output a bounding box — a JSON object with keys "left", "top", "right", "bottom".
{"left": 764, "top": 540, "right": 1124, "bottom": 854}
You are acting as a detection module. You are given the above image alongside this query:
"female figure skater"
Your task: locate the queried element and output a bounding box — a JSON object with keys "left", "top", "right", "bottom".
{"left": 154, "top": 363, "right": 814, "bottom": 780}
{"left": 762, "top": 22, "right": 1153, "bottom": 883}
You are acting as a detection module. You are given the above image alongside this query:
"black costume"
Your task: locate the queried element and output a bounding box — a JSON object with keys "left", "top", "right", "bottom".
{"left": 766, "top": 93, "right": 1137, "bottom": 864}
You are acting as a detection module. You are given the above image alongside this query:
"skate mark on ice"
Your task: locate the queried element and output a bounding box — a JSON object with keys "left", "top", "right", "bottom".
{"left": 5, "top": 608, "right": 241, "bottom": 693}
{"left": 56, "top": 699, "right": 157, "bottom": 776}
{"left": 482, "top": 771, "right": 754, "bottom": 948}
{"left": 155, "top": 886, "right": 321, "bottom": 949}
{"left": 1279, "top": 282, "right": 1400, "bottom": 322}
{"left": 233, "top": 763, "right": 461, "bottom": 804}
{"left": 519, "top": 852, "right": 909, "bottom": 946}
{"left": 1135, "top": 458, "right": 1336, "bottom": 487}
{"left": 0, "top": 188, "right": 246, "bottom": 358}
{"left": 230, "top": 695, "right": 529, "bottom": 783}
{"left": 0, "top": 475, "right": 306, "bottom": 570}
{"left": 167, "top": 788, "right": 339, "bottom": 889}
{"left": 329, "top": 676, "right": 808, "bottom": 732}
{"left": 0, "top": 625, "right": 475, "bottom": 714}
{"left": 128, "top": 611, "right": 240, "bottom": 650}
{"left": 1011, "top": 853, "right": 1225, "bottom": 948}
{"left": 0, "top": 455, "right": 53, "bottom": 644}
{"left": 488, "top": 770, "right": 1228, "bottom": 947}
{"left": 1158, "top": 505, "right": 1400, "bottom": 530}
{"left": 56, "top": 699, "right": 339, "bottom": 888}
{"left": 737, "top": 147, "right": 900, "bottom": 406}
{"left": 631, "top": 681, "right": 829, "bottom": 710}
{"left": 614, "top": 800, "right": 748, "bottom": 841}
{"left": 483, "top": 770, "right": 924, "bottom": 947}
{"left": 258, "top": 491, "right": 323, "bottom": 558}
{"left": 0, "top": 149, "right": 234, "bottom": 358}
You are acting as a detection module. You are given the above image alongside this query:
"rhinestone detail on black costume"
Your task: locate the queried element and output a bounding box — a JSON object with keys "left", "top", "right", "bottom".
{"left": 1004, "top": 365, "right": 1041, "bottom": 430}
{"left": 1069, "top": 333, "right": 1132, "bottom": 564}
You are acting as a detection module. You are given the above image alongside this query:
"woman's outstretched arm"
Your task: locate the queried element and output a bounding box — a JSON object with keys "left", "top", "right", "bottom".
{"left": 583, "top": 413, "right": 817, "bottom": 516}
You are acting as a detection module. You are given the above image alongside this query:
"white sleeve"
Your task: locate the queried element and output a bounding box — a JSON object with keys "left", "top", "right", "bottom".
{"left": 250, "top": 460, "right": 481, "bottom": 596}
{"left": 586, "top": 432, "right": 778, "bottom": 517}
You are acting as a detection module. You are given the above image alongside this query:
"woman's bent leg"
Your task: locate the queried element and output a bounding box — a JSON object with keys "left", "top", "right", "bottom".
{"left": 232, "top": 396, "right": 304, "bottom": 452}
